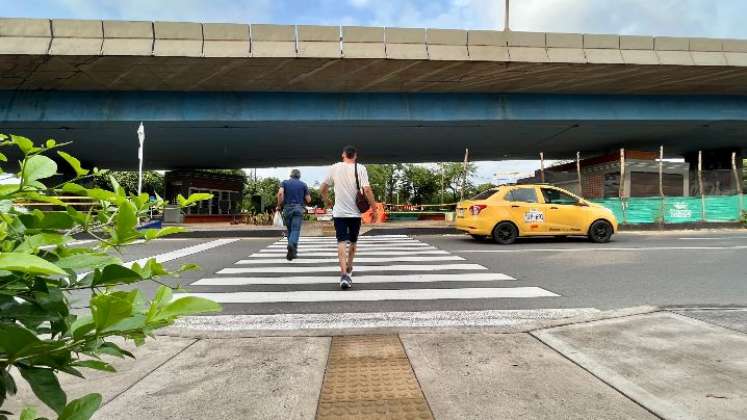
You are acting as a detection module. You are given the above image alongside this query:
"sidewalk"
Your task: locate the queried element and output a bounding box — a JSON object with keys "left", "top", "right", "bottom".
{"left": 6, "top": 308, "right": 746, "bottom": 419}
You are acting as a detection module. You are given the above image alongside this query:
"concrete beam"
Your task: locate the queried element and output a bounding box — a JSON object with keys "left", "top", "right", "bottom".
{"left": 619, "top": 35, "right": 657, "bottom": 64}
{"left": 583, "top": 34, "right": 619, "bottom": 49}
{"left": 203, "top": 23, "right": 249, "bottom": 57}
{"left": 655, "top": 36, "right": 693, "bottom": 65}
{"left": 467, "top": 30, "right": 509, "bottom": 61}
{"left": 50, "top": 19, "right": 102, "bottom": 55}
{"left": 297, "top": 25, "right": 340, "bottom": 58}
{"left": 507, "top": 31, "right": 547, "bottom": 62}
{"left": 154, "top": 21, "right": 203, "bottom": 57}
{"left": 250, "top": 24, "right": 295, "bottom": 58}
{"left": 342, "top": 26, "right": 385, "bottom": 59}
{"left": 723, "top": 39, "right": 747, "bottom": 66}
{"left": 427, "top": 29, "right": 468, "bottom": 61}
{"left": 0, "top": 18, "right": 51, "bottom": 54}
{"left": 386, "top": 27, "right": 427, "bottom": 60}
{"left": 102, "top": 20, "right": 153, "bottom": 56}
{"left": 546, "top": 33, "right": 585, "bottom": 63}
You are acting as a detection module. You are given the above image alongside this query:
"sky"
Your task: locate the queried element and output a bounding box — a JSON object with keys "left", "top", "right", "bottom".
{"left": 2, "top": 0, "right": 745, "bottom": 184}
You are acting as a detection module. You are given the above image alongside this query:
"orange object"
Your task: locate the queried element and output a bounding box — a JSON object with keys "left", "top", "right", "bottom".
{"left": 362, "top": 203, "right": 387, "bottom": 224}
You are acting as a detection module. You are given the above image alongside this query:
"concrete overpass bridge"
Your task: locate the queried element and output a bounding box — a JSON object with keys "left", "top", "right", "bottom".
{"left": 1, "top": 18, "right": 747, "bottom": 169}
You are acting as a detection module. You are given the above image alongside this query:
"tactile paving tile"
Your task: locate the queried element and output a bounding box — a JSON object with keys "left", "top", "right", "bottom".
{"left": 317, "top": 335, "right": 434, "bottom": 420}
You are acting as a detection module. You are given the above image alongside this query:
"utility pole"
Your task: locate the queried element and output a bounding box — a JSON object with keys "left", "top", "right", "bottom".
{"left": 504, "top": 0, "right": 511, "bottom": 31}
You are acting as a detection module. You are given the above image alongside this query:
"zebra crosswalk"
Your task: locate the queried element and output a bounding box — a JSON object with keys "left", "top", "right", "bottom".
{"left": 175, "top": 234, "right": 560, "bottom": 305}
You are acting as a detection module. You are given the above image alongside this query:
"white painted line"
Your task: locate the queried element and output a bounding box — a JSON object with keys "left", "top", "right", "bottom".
{"left": 250, "top": 250, "right": 449, "bottom": 257}
{"left": 218, "top": 263, "right": 487, "bottom": 274}
{"left": 275, "top": 240, "right": 420, "bottom": 245}
{"left": 277, "top": 235, "right": 409, "bottom": 241}
{"left": 126, "top": 238, "right": 241, "bottom": 268}
{"left": 274, "top": 239, "right": 426, "bottom": 245}
{"left": 173, "top": 308, "right": 600, "bottom": 331}
{"left": 678, "top": 236, "right": 747, "bottom": 240}
{"left": 76, "top": 238, "right": 240, "bottom": 281}
{"left": 235, "top": 256, "right": 464, "bottom": 264}
{"left": 192, "top": 272, "right": 515, "bottom": 286}
{"left": 268, "top": 243, "right": 433, "bottom": 249}
{"left": 174, "top": 287, "right": 559, "bottom": 303}
{"left": 456, "top": 245, "right": 747, "bottom": 253}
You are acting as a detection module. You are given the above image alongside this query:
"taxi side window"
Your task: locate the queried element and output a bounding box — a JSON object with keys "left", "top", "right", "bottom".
{"left": 507, "top": 188, "right": 538, "bottom": 203}
{"left": 541, "top": 188, "right": 578, "bottom": 205}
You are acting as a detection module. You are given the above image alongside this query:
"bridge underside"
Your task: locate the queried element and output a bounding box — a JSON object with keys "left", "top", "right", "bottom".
{"left": 2, "top": 91, "right": 746, "bottom": 169}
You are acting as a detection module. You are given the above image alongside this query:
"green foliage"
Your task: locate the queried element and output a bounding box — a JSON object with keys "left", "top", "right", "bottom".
{"left": 0, "top": 135, "right": 219, "bottom": 420}
{"left": 245, "top": 177, "right": 280, "bottom": 212}
{"left": 91, "top": 171, "right": 164, "bottom": 197}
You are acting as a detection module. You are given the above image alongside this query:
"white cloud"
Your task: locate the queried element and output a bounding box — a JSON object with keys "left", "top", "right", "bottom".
{"left": 348, "top": 0, "right": 370, "bottom": 8}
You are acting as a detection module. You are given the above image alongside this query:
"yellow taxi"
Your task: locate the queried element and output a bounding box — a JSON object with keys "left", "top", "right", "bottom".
{"left": 455, "top": 184, "right": 618, "bottom": 244}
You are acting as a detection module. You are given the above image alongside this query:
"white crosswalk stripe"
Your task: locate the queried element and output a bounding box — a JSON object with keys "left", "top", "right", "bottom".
{"left": 176, "top": 235, "right": 559, "bottom": 305}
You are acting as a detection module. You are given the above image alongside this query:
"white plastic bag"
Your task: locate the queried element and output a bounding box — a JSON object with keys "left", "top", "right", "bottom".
{"left": 273, "top": 210, "right": 284, "bottom": 228}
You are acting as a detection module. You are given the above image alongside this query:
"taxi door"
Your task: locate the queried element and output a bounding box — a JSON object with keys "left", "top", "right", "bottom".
{"left": 505, "top": 186, "right": 546, "bottom": 235}
{"left": 538, "top": 187, "right": 584, "bottom": 234}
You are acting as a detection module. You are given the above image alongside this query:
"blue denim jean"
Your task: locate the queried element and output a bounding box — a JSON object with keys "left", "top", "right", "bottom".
{"left": 283, "top": 204, "right": 305, "bottom": 249}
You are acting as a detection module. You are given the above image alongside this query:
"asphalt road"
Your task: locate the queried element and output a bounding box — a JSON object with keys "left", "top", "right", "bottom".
{"left": 75, "top": 229, "right": 747, "bottom": 316}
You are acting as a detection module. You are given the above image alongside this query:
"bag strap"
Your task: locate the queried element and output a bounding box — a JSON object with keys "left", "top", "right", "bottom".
{"left": 354, "top": 162, "right": 361, "bottom": 191}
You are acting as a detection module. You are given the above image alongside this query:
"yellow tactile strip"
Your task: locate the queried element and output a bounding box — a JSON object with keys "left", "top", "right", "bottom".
{"left": 317, "top": 335, "right": 433, "bottom": 420}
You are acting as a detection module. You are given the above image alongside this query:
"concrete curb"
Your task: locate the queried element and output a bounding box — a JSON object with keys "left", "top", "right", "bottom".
{"left": 155, "top": 306, "right": 659, "bottom": 338}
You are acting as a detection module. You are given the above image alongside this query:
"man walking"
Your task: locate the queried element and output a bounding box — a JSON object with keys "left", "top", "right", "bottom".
{"left": 320, "top": 145, "right": 377, "bottom": 289}
{"left": 277, "top": 169, "right": 311, "bottom": 261}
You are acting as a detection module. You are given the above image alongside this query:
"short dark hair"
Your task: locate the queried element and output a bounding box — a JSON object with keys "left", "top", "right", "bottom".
{"left": 342, "top": 145, "right": 357, "bottom": 159}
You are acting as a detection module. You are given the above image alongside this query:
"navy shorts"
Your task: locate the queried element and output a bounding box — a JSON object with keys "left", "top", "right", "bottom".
{"left": 333, "top": 217, "right": 362, "bottom": 243}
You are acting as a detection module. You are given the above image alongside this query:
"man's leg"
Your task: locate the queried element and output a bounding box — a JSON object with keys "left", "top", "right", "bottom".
{"left": 282, "top": 208, "right": 294, "bottom": 261}
{"left": 346, "top": 218, "right": 362, "bottom": 275}
{"left": 289, "top": 207, "right": 303, "bottom": 256}
{"left": 333, "top": 218, "right": 349, "bottom": 274}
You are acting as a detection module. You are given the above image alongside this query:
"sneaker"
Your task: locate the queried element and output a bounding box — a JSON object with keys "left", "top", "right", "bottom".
{"left": 286, "top": 245, "right": 294, "bottom": 261}
{"left": 339, "top": 274, "right": 352, "bottom": 290}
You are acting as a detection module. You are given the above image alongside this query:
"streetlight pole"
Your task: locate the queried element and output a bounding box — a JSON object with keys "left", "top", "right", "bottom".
{"left": 137, "top": 122, "right": 145, "bottom": 196}
{"left": 504, "top": 0, "right": 510, "bottom": 31}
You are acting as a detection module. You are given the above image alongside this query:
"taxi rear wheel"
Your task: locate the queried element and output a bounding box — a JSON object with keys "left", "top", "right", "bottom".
{"left": 588, "top": 220, "right": 613, "bottom": 243}
{"left": 492, "top": 222, "right": 518, "bottom": 245}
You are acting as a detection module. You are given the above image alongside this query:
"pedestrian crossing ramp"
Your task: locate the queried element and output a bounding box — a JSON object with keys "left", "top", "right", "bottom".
{"left": 175, "top": 235, "right": 559, "bottom": 305}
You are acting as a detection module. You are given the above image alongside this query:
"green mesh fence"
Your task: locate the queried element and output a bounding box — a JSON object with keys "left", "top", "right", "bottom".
{"left": 590, "top": 195, "right": 744, "bottom": 224}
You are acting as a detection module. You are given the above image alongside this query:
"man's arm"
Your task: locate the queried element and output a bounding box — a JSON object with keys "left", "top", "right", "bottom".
{"left": 276, "top": 187, "right": 284, "bottom": 209}
{"left": 320, "top": 183, "right": 332, "bottom": 208}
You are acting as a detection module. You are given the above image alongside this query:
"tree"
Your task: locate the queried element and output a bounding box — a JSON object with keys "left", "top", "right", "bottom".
{"left": 367, "top": 164, "right": 401, "bottom": 203}
{"left": 400, "top": 164, "right": 439, "bottom": 204}
{"left": 442, "top": 162, "right": 477, "bottom": 203}
{"left": 91, "top": 171, "right": 164, "bottom": 197}
{"left": 244, "top": 177, "right": 280, "bottom": 212}
{"left": 0, "top": 134, "right": 219, "bottom": 420}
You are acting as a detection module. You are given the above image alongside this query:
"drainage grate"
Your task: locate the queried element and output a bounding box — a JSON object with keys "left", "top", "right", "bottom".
{"left": 317, "top": 335, "right": 433, "bottom": 420}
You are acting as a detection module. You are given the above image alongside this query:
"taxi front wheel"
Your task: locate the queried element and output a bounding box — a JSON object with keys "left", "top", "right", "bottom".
{"left": 492, "top": 222, "right": 518, "bottom": 245}
{"left": 588, "top": 220, "right": 613, "bottom": 243}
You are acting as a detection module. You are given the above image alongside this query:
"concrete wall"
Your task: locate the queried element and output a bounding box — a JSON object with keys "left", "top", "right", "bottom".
{"left": 2, "top": 17, "right": 747, "bottom": 66}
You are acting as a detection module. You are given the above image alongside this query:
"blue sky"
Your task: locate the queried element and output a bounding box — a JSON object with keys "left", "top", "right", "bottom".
{"left": 2, "top": 0, "right": 745, "bottom": 183}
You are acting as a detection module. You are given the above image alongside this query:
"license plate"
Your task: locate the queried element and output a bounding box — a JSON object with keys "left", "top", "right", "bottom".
{"left": 457, "top": 208, "right": 465, "bottom": 217}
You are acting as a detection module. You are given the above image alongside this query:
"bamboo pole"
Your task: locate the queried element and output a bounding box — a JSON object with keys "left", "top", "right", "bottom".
{"left": 619, "top": 148, "right": 625, "bottom": 199}
{"left": 539, "top": 152, "right": 545, "bottom": 183}
{"left": 698, "top": 150, "right": 706, "bottom": 221}
{"left": 619, "top": 148, "right": 626, "bottom": 223}
{"left": 731, "top": 152, "right": 744, "bottom": 218}
{"left": 658, "top": 146, "right": 664, "bottom": 198}
{"left": 460, "top": 148, "right": 469, "bottom": 201}
{"left": 576, "top": 151, "right": 582, "bottom": 197}
{"left": 658, "top": 145, "right": 664, "bottom": 225}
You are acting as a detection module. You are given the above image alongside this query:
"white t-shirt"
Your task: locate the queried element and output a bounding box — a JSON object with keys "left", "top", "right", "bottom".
{"left": 323, "top": 162, "right": 370, "bottom": 218}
